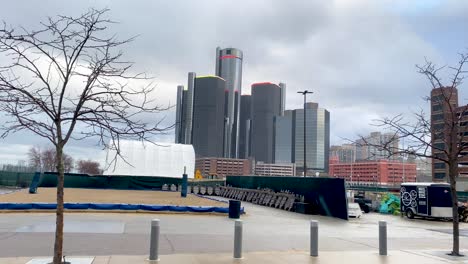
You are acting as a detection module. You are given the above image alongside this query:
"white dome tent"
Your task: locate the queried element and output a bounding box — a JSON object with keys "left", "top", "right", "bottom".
{"left": 103, "top": 140, "right": 195, "bottom": 178}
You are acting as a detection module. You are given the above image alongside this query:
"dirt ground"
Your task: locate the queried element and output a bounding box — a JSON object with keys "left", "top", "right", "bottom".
{"left": 0, "top": 188, "right": 225, "bottom": 207}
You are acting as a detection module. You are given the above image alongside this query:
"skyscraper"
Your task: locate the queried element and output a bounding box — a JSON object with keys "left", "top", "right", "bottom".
{"left": 191, "top": 76, "right": 226, "bottom": 158}
{"left": 238, "top": 95, "right": 252, "bottom": 159}
{"left": 292, "top": 102, "right": 330, "bottom": 174}
{"left": 215, "top": 47, "right": 243, "bottom": 158}
{"left": 274, "top": 110, "right": 293, "bottom": 164}
{"left": 251, "top": 82, "right": 281, "bottom": 163}
{"left": 175, "top": 72, "right": 196, "bottom": 144}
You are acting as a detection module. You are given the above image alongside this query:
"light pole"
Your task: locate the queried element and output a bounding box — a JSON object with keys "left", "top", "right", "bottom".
{"left": 297, "top": 90, "right": 313, "bottom": 177}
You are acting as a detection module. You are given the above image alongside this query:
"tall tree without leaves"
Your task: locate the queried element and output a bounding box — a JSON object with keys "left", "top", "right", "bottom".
{"left": 76, "top": 159, "right": 102, "bottom": 175}
{"left": 0, "top": 9, "right": 170, "bottom": 263}
{"left": 28, "top": 146, "right": 74, "bottom": 172}
{"left": 357, "top": 52, "right": 468, "bottom": 256}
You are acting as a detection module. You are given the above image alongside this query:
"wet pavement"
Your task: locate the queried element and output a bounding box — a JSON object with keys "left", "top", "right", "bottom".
{"left": 0, "top": 198, "right": 466, "bottom": 258}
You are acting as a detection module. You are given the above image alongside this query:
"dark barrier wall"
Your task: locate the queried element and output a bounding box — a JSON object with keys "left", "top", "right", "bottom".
{"left": 39, "top": 172, "right": 182, "bottom": 190}
{"left": 226, "top": 176, "right": 348, "bottom": 220}
{"left": 0, "top": 172, "right": 35, "bottom": 187}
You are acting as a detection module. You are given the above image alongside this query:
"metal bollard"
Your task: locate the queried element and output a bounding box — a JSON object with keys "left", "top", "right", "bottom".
{"left": 310, "top": 220, "right": 318, "bottom": 257}
{"left": 379, "top": 220, "right": 387, "bottom": 256}
{"left": 149, "top": 219, "right": 160, "bottom": 261}
{"left": 234, "top": 219, "right": 243, "bottom": 259}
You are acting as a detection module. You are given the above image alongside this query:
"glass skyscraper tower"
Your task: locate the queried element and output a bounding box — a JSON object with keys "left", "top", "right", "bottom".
{"left": 215, "top": 47, "right": 243, "bottom": 158}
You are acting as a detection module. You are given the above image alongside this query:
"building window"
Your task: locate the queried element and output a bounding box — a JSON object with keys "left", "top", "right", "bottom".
{"left": 434, "top": 163, "right": 446, "bottom": 169}
{"left": 434, "top": 172, "right": 446, "bottom": 179}
{"left": 432, "top": 114, "right": 444, "bottom": 121}
{"left": 433, "top": 124, "right": 445, "bottom": 130}
{"left": 432, "top": 104, "right": 442, "bottom": 112}
{"left": 433, "top": 142, "right": 445, "bottom": 150}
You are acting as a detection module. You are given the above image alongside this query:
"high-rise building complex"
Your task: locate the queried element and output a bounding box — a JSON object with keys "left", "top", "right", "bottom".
{"left": 273, "top": 102, "right": 330, "bottom": 174}
{"left": 215, "top": 47, "right": 243, "bottom": 158}
{"left": 250, "top": 82, "right": 282, "bottom": 163}
{"left": 191, "top": 76, "right": 226, "bottom": 158}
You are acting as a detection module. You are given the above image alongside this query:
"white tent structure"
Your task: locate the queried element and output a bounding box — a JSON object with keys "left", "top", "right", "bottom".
{"left": 103, "top": 140, "right": 195, "bottom": 178}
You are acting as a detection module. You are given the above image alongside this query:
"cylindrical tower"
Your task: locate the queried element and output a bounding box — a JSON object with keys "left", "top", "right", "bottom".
{"left": 191, "top": 76, "right": 226, "bottom": 158}
{"left": 251, "top": 82, "right": 281, "bottom": 163}
{"left": 216, "top": 47, "right": 243, "bottom": 158}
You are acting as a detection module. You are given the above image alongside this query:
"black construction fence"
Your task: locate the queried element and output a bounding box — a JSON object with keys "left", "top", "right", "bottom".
{"left": 226, "top": 175, "right": 349, "bottom": 220}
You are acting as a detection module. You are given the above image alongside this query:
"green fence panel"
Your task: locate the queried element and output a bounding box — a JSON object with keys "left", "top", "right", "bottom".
{"left": 0, "top": 172, "right": 35, "bottom": 187}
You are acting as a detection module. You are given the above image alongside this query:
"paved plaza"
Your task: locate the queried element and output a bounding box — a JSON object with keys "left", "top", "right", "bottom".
{"left": 0, "top": 198, "right": 467, "bottom": 263}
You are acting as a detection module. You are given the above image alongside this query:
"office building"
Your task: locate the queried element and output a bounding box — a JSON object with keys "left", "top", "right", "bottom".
{"left": 329, "top": 160, "right": 416, "bottom": 185}
{"left": 175, "top": 72, "right": 196, "bottom": 144}
{"left": 273, "top": 103, "right": 330, "bottom": 174}
{"left": 274, "top": 110, "right": 293, "bottom": 164}
{"left": 254, "top": 162, "right": 296, "bottom": 176}
{"left": 238, "top": 95, "right": 252, "bottom": 159}
{"left": 293, "top": 102, "right": 330, "bottom": 174}
{"left": 191, "top": 76, "right": 226, "bottom": 158}
{"left": 330, "top": 144, "right": 356, "bottom": 163}
{"left": 215, "top": 47, "right": 243, "bottom": 158}
{"left": 195, "top": 157, "right": 252, "bottom": 178}
{"left": 355, "top": 132, "right": 399, "bottom": 161}
{"left": 251, "top": 82, "right": 282, "bottom": 163}
{"left": 431, "top": 87, "right": 458, "bottom": 181}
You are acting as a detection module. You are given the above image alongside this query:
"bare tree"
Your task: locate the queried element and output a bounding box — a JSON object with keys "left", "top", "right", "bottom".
{"left": 0, "top": 9, "right": 170, "bottom": 263}
{"left": 356, "top": 52, "right": 468, "bottom": 256}
{"left": 76, "top": 159, "right": 102, "bottom": 175}
{"left": 28, "top": 146, "right": 74, "bottom": 173}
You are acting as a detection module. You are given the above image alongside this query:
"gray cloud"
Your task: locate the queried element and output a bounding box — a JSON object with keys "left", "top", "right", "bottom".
{"left": 0, "top": 0, "right": 466, "bottom": 163}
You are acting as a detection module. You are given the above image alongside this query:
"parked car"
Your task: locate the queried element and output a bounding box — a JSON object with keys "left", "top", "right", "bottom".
{"left": 348, "top": 202, "right": 363, "bottom": 218}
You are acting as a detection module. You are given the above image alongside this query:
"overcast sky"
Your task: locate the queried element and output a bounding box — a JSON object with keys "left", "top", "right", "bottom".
{"left": 0, "top": 0, "right": 467, "bottom": 164}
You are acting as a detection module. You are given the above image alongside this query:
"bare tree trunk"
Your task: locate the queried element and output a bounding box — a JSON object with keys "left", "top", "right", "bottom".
{"left": 449, "top": 161, "right": 460, "bottom": 256}
{"left": 53, "top": 143, "right": 65, "bottom": 264}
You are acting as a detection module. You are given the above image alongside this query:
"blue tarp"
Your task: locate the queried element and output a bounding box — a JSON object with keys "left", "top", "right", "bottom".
{"left": 0, "top": 202, "right": 242, "bottom": 214}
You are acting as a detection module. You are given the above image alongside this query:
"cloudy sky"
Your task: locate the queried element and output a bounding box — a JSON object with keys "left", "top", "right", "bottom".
{"left": 0, "top": 0, "right": 467, "bottom": 164}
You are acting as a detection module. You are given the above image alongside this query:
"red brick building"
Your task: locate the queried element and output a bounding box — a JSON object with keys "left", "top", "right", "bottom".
{"left": 195, "top": 158, "right": 253, "bottom": 179}
{"left": 329, "top": 159, "right": 416, "bottom": 185}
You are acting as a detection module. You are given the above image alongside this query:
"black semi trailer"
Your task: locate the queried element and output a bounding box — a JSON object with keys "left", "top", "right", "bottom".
{"left": 400, "top": 182, "right": 452, "bottom": 219}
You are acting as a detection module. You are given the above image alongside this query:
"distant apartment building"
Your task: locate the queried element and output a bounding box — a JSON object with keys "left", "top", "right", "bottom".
{"left": 195, "top": 157, "right": 252, "bottom": 179}
{"left": 330, "top": 144, "right": 356, "bottom": 163}
{"left": 355, "top": 132, "right": 399, "bottom": 161}
{"left": 254, "top": 162, "right": 296, "bottom": 176}
{"left": 329, "top": 160, "right": 416, "bottom": 185}
{"left": 274, "top": 102, "right": 330, "bottom": 174}
{"left": 412, "top": 157, "right": 432, "bottom": 182}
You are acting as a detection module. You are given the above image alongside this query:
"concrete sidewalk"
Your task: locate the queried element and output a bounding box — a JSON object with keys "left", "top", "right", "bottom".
{"left": 3, "top": 251, "right": 468, "bottom": 264}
